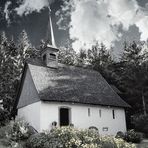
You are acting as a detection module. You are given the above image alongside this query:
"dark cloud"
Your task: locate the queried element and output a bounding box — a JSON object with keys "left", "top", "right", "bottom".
{"left": 137, "top": 0, "right": 147, "bottom": 7}
{"left": 0, "top": 0, "right": 148, "bottom": 54}
{"left": 0, "top": 0, "right": 67, "bottom": 47}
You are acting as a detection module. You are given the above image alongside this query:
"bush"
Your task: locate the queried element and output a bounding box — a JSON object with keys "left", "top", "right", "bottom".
{"left": 7, "top": 120, "right": 34, "bottom": 141}
{"left": 0, "top": 124, "right": 12, "bottom": 139}
{"left": 114, "top": 138, "right": 136, "bottom": 148}
{"left": 125, "top": 129, "right": 142, "bottom": 143}
{"left": 132, "top": 114, "right": 148, "bottom": 138}
{"left": 101, "top": 136, "right": 117, "bottom": 148}
{"left": 26, "top": 127, "right": 136, "bottom": 148}
{"left": 26, "top": 127, "right": 101, "bottom": 148}
{"left": 0, "top": 120, "right": 34, "bottom": 147}
{"left": 115, "top": 131, "right": 125, "bottom": 139}
{"left": 26, "top": 133, "right": 48, "bottom": 148}
{"left": 0, "top": 108, "right": 10, "bottom": 127}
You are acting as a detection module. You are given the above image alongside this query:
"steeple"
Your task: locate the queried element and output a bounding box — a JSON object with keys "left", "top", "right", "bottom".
{"left": 46, "top": 6, "right": 56, "bottom": 47}
{"left": 41, "top": 6, "right": 59, "bottom": 68}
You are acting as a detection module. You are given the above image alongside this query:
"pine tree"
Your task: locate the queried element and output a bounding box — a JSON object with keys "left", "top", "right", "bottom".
{"left": 87, "top": 43, "right": 114, "bottom": 83}
{"left": 0, "top": 32, "right": 18, "bottom": 112}
{"left": 0, "top": 30, "right": 39, "bottom": 114}
{"left": 117, "top": 41, "right": 148, "bottom": 115}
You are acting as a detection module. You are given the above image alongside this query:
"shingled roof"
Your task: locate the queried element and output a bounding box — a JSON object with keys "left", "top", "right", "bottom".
{"left": 23, "top": 59, "right": 130, "bottom": 108}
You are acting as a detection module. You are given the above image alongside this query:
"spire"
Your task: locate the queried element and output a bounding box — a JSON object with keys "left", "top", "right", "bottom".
{"left": 46, "top": 6, "right": 56, "bottom": 47}
{"left": 41, "top": 6, "right": 59, "bottom": 68}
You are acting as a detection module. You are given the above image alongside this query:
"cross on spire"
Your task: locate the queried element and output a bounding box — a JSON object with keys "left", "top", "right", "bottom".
{"left": 46, "top": 5, "right": 56, "bottom": 47}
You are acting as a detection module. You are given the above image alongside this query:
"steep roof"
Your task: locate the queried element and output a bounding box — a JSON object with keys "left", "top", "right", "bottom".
{"left": 23, "top": 59, "right": 130, "bottom": 108}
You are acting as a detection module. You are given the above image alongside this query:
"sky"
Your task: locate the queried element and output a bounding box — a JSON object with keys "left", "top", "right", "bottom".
{"left": 0, "top": 0, "right": 148, "bottom": 56}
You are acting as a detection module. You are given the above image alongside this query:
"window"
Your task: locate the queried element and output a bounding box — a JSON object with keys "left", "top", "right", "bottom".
{"left": 112, "top": 110, "right": 115, "bottom": 119}
{"left": 88, "top": 108, "right": 90, "bottom": 117}
{"left": 50, "top": 53, "right": 56, "bottom": 59}
{"left": 43, "top": 54, "right": 46, "bottom": 61}
{"left": 99, "top": 109, "right": 101, "bottom": 117}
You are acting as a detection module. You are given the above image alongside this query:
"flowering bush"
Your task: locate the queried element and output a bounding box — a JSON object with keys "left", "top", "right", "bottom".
{"left": 26, "top": 127, "right": 101, "bottom": 148}
{"left": 26, "top": 133, "right": 48, "bottom": 148}
{"left": 114, "top": 138, "right": 136, "bottom": 148}
{"left": 26, "top": 127, "right": 136, "bottom": 148}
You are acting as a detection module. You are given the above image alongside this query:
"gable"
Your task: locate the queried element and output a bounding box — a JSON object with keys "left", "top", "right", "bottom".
{"left": 17, "top": 66, "right": 40, "bottom": 108}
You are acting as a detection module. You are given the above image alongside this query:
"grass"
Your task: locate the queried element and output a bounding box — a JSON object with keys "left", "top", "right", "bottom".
{"left": 0, "top": 143, "right": 8, "bottom": 148}
{"left": 136, "top": 139, "right": 148, "bottom": 148}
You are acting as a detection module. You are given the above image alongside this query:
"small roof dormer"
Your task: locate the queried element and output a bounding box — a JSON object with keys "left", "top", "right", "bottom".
{"left": 41, "top": 6, "right": 59, "bottom": 68}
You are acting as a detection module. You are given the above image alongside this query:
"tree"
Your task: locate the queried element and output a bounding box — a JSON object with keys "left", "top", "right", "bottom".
{"left": 0, "top": 32, "right": 16, "bottom": 112}
{"left": 0, "top": 30, "right": 39, "bottom": 115}
{"left": 76, "top": 49, "right": 87, "bottom": 66}
{"left": 87, "top": 43, "right": 114, "bottom": 83}
{"left": 58, "top": 47, "right": 77, "bottom": 65}
{"left": 16, "top": 30, "right": 38, "bottom": 73}
{"left": 115, "top": 41, "right": 148, "bottom": 115}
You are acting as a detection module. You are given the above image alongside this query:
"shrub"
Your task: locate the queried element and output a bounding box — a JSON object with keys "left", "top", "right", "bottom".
{"left": 26, "top": 133, "right": 48, "bottom": 148}
{"left": 0, "top": 120, "right": 35, "bottom": 147}
{"left": 26, "top": 127, "right": 136, "bottom": 148}
{"left": 124, "top": 129, "right": 142, "bottom": 143}
{"left": 76, "top": 128, "right": 100, "bottom": 147}
{"left": 0, "top": 108, "right": 10, "bottom": 127}
{"left": 7, "top": 120, "right": 34, "bottom": 141}
{"left": 115, "top": 131, "right": 125, "bottom": 139}
{"left": 100, "top": 136, "right": 117, "bottom": 148}
{"left": 0, "top": 125, "right": 12, "bottom": 139}
{"left": 26, "top": 127, "right": 101, "bottom": 148}
{"left": 114, "top": 138, "right": 136, "bottom": 148}
{"left": 132, "top": 114, "right": 148, "bottom": 138}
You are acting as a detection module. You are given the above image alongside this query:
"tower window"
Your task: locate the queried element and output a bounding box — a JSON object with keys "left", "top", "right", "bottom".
{"left": 50, "top": 53, "right": 56, "bottom": 59}
{"left": 43, "top": 54, "right": 46, "bottom": 62}
{"left": 112, "top": 110, "right": 115, "bottom": 119}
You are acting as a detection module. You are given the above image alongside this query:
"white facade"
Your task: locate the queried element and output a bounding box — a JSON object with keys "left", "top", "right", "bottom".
{"left": 17, "top": 101, "right": 41, "bottom": 131}
{"left": 18, "top": 101, "right": 127, "bottom": 136}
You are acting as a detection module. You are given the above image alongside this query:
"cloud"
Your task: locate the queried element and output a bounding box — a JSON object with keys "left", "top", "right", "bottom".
{"left": 4, "top": 1, "right": 12, "bottom": 25}
{"left": 15, "top": 0, "right": 53, "bottom": 16}
{"left": 58, "top": 0, "right": 148, "bottom": 51}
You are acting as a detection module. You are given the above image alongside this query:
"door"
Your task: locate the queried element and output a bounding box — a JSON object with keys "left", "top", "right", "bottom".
{"left": 59, "top": 108, "right": 70, "bottom": 126}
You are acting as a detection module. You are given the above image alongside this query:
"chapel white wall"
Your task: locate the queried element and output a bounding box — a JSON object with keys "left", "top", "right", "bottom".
{"left": 40, "top": 101, "right": 127, "bottom": 136}
{"left": 17, "top": 101, "right": 41, "bottom": 131}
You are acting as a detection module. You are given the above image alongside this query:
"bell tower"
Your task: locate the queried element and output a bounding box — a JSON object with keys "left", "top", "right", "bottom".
{"left": 41, "top": 6, "right": 59, "bottom": 68}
